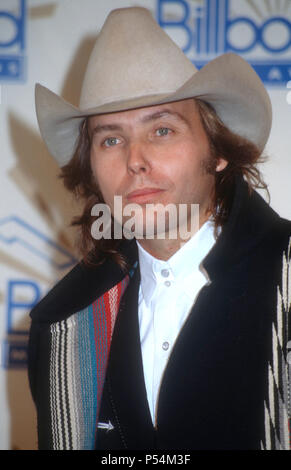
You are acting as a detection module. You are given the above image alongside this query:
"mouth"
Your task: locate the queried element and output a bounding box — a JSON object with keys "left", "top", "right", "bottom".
{"left": 126, "top": 187, "right": 165, "bottom": 204}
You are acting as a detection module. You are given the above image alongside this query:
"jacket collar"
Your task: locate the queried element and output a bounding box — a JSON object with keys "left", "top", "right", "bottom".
{"left": 203, "top": 176, "right": 279, "bottom": 281}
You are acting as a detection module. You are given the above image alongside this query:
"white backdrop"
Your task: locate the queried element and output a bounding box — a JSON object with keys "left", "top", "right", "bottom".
{"left": 0, "top": 0, "right": 290, "bottom": 450}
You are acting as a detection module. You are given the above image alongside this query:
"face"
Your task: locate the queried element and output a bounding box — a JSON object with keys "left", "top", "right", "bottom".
{"left": 88, "top": 98, "right": 227, "bottom": 238}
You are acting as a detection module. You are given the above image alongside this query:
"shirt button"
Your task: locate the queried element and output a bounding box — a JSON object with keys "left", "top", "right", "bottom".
{"left": 164, "top": 281, "right": 171, "bottom": 287}
{"left": 162, "top": 342, "right": 169, "bottom": 351}
{"left": 161, "top": 269, "right": 169, "bottom": 278}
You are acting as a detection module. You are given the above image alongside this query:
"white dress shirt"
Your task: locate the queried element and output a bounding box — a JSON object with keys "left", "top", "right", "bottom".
{"left": 136, "top": 219, "right": 217, "bottom": 426}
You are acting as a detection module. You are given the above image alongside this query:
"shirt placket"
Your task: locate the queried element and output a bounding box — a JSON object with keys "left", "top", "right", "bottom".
{"left": 151, "top": 265, "right": 175, "bottom": 426}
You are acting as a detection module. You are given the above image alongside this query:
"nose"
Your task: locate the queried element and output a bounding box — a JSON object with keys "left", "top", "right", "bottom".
{"left": 126, "top": 142, "right": 151, "bottom": 175}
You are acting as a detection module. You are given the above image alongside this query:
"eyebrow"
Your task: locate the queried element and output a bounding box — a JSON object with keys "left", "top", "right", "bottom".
{"left": 90, "top": 109, "right": 191, "bottom": 136}
{"left": 91, "top": 123, "right": 123, "bottom": 136}
{"left": 140, "top": 109, "right": 191, "bottom": 127}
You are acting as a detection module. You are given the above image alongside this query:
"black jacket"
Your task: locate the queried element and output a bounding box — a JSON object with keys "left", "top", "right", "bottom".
{"left": 28, "top": 177, "right": 291, "bottom": 450}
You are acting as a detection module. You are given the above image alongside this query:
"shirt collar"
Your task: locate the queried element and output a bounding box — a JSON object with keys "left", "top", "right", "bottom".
{"left": 137, "top": 219, "right": 217, "bottom": 307}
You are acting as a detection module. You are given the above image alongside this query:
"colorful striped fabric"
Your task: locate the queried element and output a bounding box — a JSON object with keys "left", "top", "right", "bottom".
{"left": 261, "top": 239, "right": 291, "bottom": 450}
{"left": 49, "top": 274, "right": 131, "bottom": 450}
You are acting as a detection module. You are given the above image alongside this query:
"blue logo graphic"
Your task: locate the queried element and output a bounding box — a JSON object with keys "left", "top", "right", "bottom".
{"left": 2, "top": 280, "right": 41, "bottom": 369}
{"left": 157, "top": 0, "right": 291, "bottom": 85}
{"left": 0, "top": 0, "right": 26, "bottom": 82}
{"left": 0, "top": 215, "right": 77, "bottom": 270}
{"left": 1, "top": 215, "right": 77, "bottom": 369}
{"left": 2, "top": 339, "right": 28, "bottom": 369}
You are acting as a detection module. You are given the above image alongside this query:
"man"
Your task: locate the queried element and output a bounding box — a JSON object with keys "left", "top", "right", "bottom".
{"left": 28, "top": 7, "right": 291, "bottom": 450}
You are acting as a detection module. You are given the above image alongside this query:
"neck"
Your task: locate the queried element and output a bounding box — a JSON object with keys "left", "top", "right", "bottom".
{"left": 136, "top": 211, "right": 211, "bottom": 260}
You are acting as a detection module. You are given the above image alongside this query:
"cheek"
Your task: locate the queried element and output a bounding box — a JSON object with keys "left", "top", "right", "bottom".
{"left": 91, "top": 153, "right": 130, "bottom": 209}
{"left": 90, "top": 151, "right": 113, "bottom": 199}
{"left": 168, "top": 144, "right": 214, "bottom": 198}
{"left": 163, "top": 143, "right": 204, "bottom": 182}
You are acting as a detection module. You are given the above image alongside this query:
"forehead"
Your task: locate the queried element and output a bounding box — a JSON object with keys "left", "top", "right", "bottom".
{"left": 88, "top": 98, "right": 199, "bottom": 129}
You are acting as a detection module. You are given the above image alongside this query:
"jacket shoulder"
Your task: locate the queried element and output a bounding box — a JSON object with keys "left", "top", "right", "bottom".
{"left": 267, "top": 216, "right": 291, "bottom": 250}
{"left": 30, "top": 257, "right": 126, "bottom": 325}
{"left": 30, "top": 262, "right": 86, "bottom": 323}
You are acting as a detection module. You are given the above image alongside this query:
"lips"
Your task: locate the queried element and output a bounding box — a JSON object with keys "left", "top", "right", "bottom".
{"left": 126, "top": 187, "right": 165, "bottom": 203}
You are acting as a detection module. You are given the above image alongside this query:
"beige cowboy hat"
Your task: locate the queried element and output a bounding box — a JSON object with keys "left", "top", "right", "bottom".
{"left": 35, "top": 6, "right": 272, "bottom": 167}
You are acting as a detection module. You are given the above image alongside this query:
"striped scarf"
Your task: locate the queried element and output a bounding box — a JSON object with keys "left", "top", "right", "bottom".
{"left": 49, "top": 273, "right": 131, "bottom": 449}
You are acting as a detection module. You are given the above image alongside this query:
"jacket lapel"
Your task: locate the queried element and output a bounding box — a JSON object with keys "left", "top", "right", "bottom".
{"left": 101, "top": 266, "right": 155, "bottom": 449}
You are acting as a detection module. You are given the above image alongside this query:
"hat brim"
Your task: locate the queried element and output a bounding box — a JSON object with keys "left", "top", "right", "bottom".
{"left": 35, "top": 53, "right": 272, "bottom": 166}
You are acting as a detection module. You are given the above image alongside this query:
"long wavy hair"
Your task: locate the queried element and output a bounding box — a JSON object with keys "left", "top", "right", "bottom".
{"left": 60, "top": 98, "right": 268, "bottom": 269}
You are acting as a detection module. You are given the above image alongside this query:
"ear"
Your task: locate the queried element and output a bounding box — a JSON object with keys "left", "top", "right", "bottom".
{"left": 216, "top": 158, "right": 228, "bottom": 172}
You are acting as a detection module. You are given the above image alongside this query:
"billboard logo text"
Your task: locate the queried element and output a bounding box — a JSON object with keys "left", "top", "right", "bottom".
{"left": 158, "top": 0, "right": 291, "bottom": 85}
{"left": 0, "top": 0, "right": 26, "bottom": 82}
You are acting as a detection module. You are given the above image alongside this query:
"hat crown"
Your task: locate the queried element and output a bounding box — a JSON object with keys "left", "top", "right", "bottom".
{"left": 79, "top": 7, "right": 196, "bottom": 110}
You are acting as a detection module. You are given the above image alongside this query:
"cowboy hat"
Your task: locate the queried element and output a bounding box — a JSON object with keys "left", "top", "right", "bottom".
{"left": 35, "top": 6, "right": 272, "bottom": 166}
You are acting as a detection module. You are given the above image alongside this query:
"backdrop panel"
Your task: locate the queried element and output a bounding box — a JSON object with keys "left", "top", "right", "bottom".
{"left": 0, "top": 0, "right": 290, "bottom": 450}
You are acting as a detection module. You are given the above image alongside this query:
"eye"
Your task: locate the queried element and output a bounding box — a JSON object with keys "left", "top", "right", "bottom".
{"left": 156, "top": 127, "right": 171, "bottom": 137}
{"left": 103, "top": 137, "right": 120, "bottom": 147}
